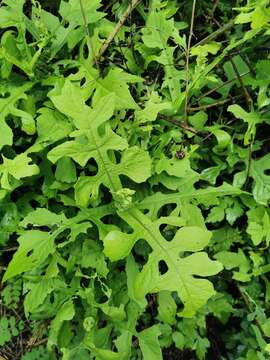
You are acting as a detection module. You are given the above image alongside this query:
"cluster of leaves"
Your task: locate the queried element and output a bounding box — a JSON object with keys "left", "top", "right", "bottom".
{"left": 0, "top": 0, "right": 270, "bottom": 359}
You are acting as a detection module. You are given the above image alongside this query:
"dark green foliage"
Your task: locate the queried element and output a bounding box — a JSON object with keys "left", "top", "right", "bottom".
{"left": 1, "top": 0, "right": 270, "bottom": 359}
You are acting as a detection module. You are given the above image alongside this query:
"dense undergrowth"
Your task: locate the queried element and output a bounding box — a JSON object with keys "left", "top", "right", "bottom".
{"left": 0, "top": 0, "right": 270, "bottom": 359}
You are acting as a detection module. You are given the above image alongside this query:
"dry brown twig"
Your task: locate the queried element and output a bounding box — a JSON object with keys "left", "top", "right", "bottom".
{"left": 96, "top": 0, "right": 142, "bottom": 62}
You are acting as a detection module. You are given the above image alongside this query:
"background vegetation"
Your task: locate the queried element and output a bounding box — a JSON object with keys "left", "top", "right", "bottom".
{"left": 0, "top": 0, "right": 270, "bottom": 359}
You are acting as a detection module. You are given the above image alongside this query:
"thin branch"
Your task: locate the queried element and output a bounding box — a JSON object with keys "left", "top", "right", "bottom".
{"left": 158, "top": 114, "right": 202, "bottom": 136}
{"left": 230, "top": 57, "right": 252, "bottom": 107}
{"left": 184, "top": 0, "right": 197, "bottom": 125}
{"left": 194, "top": 19, "right": 235, "bottom": 47}
{"left": 229, "top": 56, "right": 253, "bottom": 187}
{"left": 29, "top": 338, "right": 48, "bottom": 348}
{"left": 79, "top": 0, "right": 99, "bottom": 69}
{"left": 236, "top": 283, "right": 270, "bottom": 341}
{"left": 96, "top": 0, "right": 142, "bottom": 62}
{"left": 197, "top": 70, "right": 250, "bottom": 101}
{"left": 0, "top": 246, "right": 18, "bottom": 252}
{"left": 187, "top": 95, "right": 243, "bottom": 112}
{"left": 210, "top": 0, "right": 219, "bottom": 19}
{"left": 104, "top": 0, "right": 119, "bottom": 12}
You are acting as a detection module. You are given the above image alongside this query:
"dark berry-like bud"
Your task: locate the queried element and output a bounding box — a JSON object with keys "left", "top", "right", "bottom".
{"left": 175, "top": 151, "right": 185, "bottom": 159}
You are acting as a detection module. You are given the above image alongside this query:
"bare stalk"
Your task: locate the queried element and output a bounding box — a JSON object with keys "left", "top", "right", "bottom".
{"left": 187, "top": 95, "right": 243, "bottom": 112}
{"left": 79, "top": 0, "right": 99, "bottom": 69}
{"left": 194, "top": 19, "right": 235, "bottom": 47}
{"left": 184, "top": 0, "right": 197, "bottom": 125}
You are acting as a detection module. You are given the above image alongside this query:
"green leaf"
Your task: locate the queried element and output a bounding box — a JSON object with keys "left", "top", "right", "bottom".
{"left": 48, "top": 81, "right": 151, "bottom": 206}
{"left": 142, "top": 8, "right": 174, "bottom": 49}
{"left": 228, "top": 105, "right": 262, "bottom": 145}
{"left": 214, "top": 250, "right": 251, "bottom": 282}
{"left": 138, "top": 183, "right": 244, "bottom": 217}
{"left": 81, "top": 240, "right": 108, "bottom": 277}
{"left": 250, "top": 153, "right": 270, "bottom": 205}
{"left": 247, "top": 206, "right": 270, "bottom": 245}
{"left": 206, "top": 206, "right": 225, "bottom": 223}
{"left": 188, "top": 111, "right": 208, "bottom": 130}
{"left": 0, "top": 316, "right": 12, "bottom": 346}
{"left": 0, "top": 81, "right": 33, "bottom": 149}
{"left": 1, "top": 154, "right": 39, "bottom": 179}
{"left": 50, "top": 0, "right": 105, "bottom": 56}
{"left": 24, "top": 278, "right": 66, "bottom": 315}
{"left": 138, "top": 325, "right": 162, "bottom": 360}
{"left": 3, "top": 231, "right": 54, "bottom": 281}
{"left": 34, "top": 108, "right": 72, "bottom": 148}
{"left": 60, "top": 0, "right": 104, "bottom": 25}
{"left": 76, "top": 67, "right": 142, "bottom": 110}
{"left": 21, "top": 208, "right": 66, "bottom": 227}
{"left": 104, "top": 208, "right": 222, "bottom": 317}
{"left": 135, "top": 92, "right": 171, "bottom": 124}
{"left": 158, "top": 290, "right": 177, "bottom": 325}
{"left": 55, "top": 157, "right": 77, "bottom": 183}
{"left": 0, "top": 153, "right": 39, "bottom": 190}
{"left": 208, "top": 128, "right": 231, "bottom": 150}
{"left": 48, "top": 300, "right": 75, "bottom": 351}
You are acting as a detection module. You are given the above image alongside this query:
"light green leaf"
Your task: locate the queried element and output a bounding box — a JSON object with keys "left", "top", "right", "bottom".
{"left": 81, "top": 240, "right": 108, "bottom": 277}
{"left": 156, "top": 155, "right": 191, "bottom": 178}
{"left": 0, "top": 82, "right": 33, "bottom": 149}
{"left": 32, "top": 108, "right": 73, "bottom": 150}
{"left": 48, "top": 300, "right": 75, "bottom": 351}
{"left": 135, "top": 92, "right": 171, "bottom": 124}
{"left": 20, "top": 208, "right": 66, "bottom": 227}
{"left": 3, "top": 231, "right": 54, "bottom": 281}
{"left": 75, "top": 146, "right": 151, "bottom": 207}
{"left": 214, "top": 250, "right": 250, "bottom": 282}
{"left": 158, "top": 291, "right": 177, "bottom": 325}
{"left": 250, "top": 153, "right": 270, "bottom": 205}
{"left": 24, "top": 278, "right": 66, "bottom": 315}
{"left": 104, "top": 231, "right": 137, "bottom": 261}
{"left": 105, "top": 208, "right": 222, "bottom": 317}
{"left": 55, "top": 157, "right": 77, "bottom": 183}
{"left": 138, "top": 325, "right": 162, "bottom": 360}
{"left": 247, "top": 206, "right": 270, "bottom": 245}
{"left": 142, "top": 9, "right": 174, "bottom": 49}
{"left": 228, "top": 105, "right": 262, "bottom": 145}
{"left": 188, "top": 111, "right": 208, "bottom": 130}
{"left": 0, "top": 153, "right": 39, "bottom": 190}
{"left": 208, "top": 128, "right": 231, "bottom": 150}
{"left": 60, "top": 0, "right": 105, "bottom": 26}
{"left": 206, "top": 206, "right": 225, "bottom": 223}
{"left": 1, "top": 154, "right": 39, "bottom": 179}
{"left": 76, "top": 67, "right": 141, "bottom": 110}
{"left": 50, "top": 0, "right": 105, "bottom": 56}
